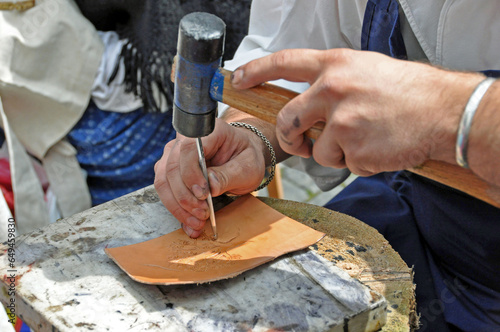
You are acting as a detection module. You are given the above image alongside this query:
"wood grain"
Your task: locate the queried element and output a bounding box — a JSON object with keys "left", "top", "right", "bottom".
{"left": 218, "top": 68, "right": 500, "bottom": 209}
{"left": 218, "top": 68, "right": 325, "bottom": 139}
{"left": 259, "top": 197, "right": 417, "bottom": 332}
{"left": 411, "top": 160, "right": 500, "bottom": 208}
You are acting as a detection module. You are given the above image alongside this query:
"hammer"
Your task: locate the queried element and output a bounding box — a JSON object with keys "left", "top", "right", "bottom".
{"left": 172, "top": 12, "right": 500, "bottom": 209}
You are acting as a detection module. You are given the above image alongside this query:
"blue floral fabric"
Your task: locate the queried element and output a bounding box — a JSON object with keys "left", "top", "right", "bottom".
{"left": 67, "top": 102, "right": 176, "bottom": 205}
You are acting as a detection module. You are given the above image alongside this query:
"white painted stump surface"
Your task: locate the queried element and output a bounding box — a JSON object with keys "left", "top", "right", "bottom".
{"left": 0, "top": 186, "right": 386, "bottom": 331}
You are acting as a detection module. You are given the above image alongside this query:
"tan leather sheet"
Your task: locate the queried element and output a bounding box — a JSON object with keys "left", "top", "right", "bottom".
{"left": 105, "top": 195, "right": 325, "bottom": 285}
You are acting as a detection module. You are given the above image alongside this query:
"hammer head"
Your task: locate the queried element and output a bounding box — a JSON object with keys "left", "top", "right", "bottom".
{"left": 173, "top": 12, "right": 226, "bottom": 138}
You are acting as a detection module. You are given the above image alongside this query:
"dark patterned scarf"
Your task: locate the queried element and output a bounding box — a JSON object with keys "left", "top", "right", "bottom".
{"left": 75, "top": 0, "right": 251, "bottom": 112}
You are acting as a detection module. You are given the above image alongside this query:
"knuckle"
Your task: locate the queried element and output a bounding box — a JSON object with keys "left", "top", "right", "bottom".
{"left": 164, "top": 160, "right": 180, "bottom": 176}
{"left": 329, "top": 111, "right": 355, "bottom": 135}
{"left": 276, "top": 112, "right": 290, "bottom": 134}
{"left": 348, "top": 163, "right": 373, "bottom": 177}
{"left": 347, "top": 151, "right": 362, "bottom": 167}
{"left": 312, "top": 143, "right": 341, "bottom": 168}
{"left": 153, "top": 175, "right": 168, "bottom": 193}
{"left": 153, "top": 176, "right": 162, "bottom": 189}
{"left": 179, "top": 139, "right": 196, "bottom": 154}
{"left": 279, "top": 138, "right": 298, "bottom": 155}
{"left": 178, "top": 190, "right": 203, "bottom": 211}
{"left": 336, "top": 48, "right": 352, "bottom": 61}
{"left": 313, "top": 152, "right": 327, "bottom": 165}
{"left": 272, "top": 50, "right": 294, "bottom": 71}
{"left": 276, "top": 107, "right": 300, "bottom": 140}
{"left": 346, "top": 150, "right": 377, "bottom": 176}
{"left": 317, "top": 76, "right": 341, "bottom": 98}
{"left": 213, "top": 169, "right": 228, "bottom": 190}
{"left": 313, "top": 152, "right": 333, "bottom": 167}
{"left": 162, "top": 139, "right": 176, "bottom": 155}
{"left": 177, "top": 195, "right": 192, "bottom": 209}
{"left": 170, "top": 205, "right": 189, "bottom": 223}
{"left": 325, "top": 48, "right": 352, "bottom": 64}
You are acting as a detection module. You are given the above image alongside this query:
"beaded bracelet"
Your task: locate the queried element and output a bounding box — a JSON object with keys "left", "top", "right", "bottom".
{"left": 456, "top": 77, "right": 496, "bottom": 168}
{"left": 229, "top": 122, "right": 277, "bottom": 191}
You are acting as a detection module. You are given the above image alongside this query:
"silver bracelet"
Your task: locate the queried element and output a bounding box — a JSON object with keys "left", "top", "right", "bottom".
{"left": 456, "top": 77, "right": 496, "bottom": 168}
{"left": 229, "top": 122, "right": 277, "bottom": 191}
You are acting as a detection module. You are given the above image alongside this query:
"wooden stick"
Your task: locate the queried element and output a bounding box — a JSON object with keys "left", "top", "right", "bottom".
{"left": 214, "top": 69, "right": 325, "bottom": 139}
{"left": 266, "top": 165, "right": 284, "bottom": 199}
{"left": 0, "top": 0, "right": 34, "bottom": 11}
{"left": 214, "top": 68, "right": 500, "bottom": 208}
{"left": 410, "top": 160, "right": 500, "bottom": 208}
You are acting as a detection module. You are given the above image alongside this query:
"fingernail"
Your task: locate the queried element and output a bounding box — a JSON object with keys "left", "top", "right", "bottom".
{"left": 183, "top": 224, "right": 194, "bottom": 237}
{"left": 208, "top": 172, "right": 220, "bottom": 191}
{"left": 192, "top": 208, "right": 209, "bottom": 220}
{"left": 186, "top": 216, "right": 203, "bottom": 230}
{"left": 191, "top": 184, "right": 205, "bottom": 199}
{"left": 231, "top": 69, "right": 243, "bottom": 86}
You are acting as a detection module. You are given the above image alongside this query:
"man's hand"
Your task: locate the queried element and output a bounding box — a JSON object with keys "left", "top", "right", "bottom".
{"left": 154, "top": 119, "right": 266, "bottom": 238}
{"left": 231, "top": 48, "right": 484, "bottom": 176}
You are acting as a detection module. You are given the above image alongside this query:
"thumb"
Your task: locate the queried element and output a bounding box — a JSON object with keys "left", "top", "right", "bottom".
{"left": 207, "top": 160, "right": 264, "bottom": 197}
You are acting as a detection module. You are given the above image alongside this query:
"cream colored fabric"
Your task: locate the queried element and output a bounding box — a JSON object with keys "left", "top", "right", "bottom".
{"left": 0, "top": 0, "right": 103, "bottom": 232}
{"left": 43, "top": 140, "right": 91, "bottom": 218}
{"left": 0, "top": 97, "right": 50, "bottom": 236}
{"left": 0, "top": 0, "right": 104, "bottom": 159}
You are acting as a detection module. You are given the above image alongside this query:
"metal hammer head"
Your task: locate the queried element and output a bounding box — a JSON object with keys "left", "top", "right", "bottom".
{"left": 173, "top": 12, "right": 226, "bottom": 138}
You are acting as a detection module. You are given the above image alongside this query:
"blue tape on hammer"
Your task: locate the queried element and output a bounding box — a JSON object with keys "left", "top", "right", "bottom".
{"left": 174, "top": 55, "right": 220, "bottom": 114}
{"left": 209, "top": 69, "right": 225, "bottom": 102}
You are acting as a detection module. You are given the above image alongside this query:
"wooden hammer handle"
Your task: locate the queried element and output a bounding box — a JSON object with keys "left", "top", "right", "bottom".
{"left": 216, "top": 69, "right": 325, "bottom": 139}
{"left": 216, "top": 68, "right": 500, "bottom": 208}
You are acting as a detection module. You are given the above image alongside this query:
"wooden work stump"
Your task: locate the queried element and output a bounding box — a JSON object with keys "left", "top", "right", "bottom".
{"left": 0, "top": 186, "right": 415, "bottom": 331}
{"left": 258, "top": 197, "right": 417, "bottom": 331}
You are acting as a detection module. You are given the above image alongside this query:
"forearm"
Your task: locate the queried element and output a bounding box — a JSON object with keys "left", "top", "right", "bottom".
{"left": 220, "top": 107, "right": 291, "bottom": 166}
{"left": 426, "top": 70, "right": 500, "bottom": 188}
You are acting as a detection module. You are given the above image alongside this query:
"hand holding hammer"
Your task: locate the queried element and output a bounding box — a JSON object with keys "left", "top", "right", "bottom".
{"left": 172, "top": 12, "right": 500, "bottom": 209}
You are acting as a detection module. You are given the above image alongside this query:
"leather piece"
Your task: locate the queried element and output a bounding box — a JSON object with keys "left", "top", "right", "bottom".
{"left": 105, "top": 195, "right": 325, "bottom": 285}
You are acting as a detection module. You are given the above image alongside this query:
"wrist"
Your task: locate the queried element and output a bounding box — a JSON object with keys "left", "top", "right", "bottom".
{"left": 428, "top": 72, "right": 486, "bottom": 164}
{"left": 455, "top": 77, "right": 497, "bottom": 168}
{"left": 228, "top": 122, "right": 277, "bottom": 191}
{"left": 467, "top": 79, "right": 500, "bottom": 174}
{"left": 222, "top": 107, "right": 290, "bottom": 163}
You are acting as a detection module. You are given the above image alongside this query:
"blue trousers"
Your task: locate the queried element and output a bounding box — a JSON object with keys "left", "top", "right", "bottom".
{"left": 325, "top": 172, "right": 500, "bottom": 332}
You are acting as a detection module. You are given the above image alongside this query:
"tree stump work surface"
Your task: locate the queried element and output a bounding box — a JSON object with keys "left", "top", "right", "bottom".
{"left": 0, "top": 186, "right": 416, "bottom": 331}
{"left": 258, "top": 197, "right": 417, "bottom": 331}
